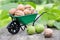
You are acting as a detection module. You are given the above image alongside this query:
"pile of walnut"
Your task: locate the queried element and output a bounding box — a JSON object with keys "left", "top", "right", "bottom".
{"left": 9, "top": 4, "right": 36, "bottom": 16}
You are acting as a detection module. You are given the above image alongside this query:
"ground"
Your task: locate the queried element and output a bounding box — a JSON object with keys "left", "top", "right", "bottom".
{"left": 0, "top": 27, "right": 60, "bottom": 40}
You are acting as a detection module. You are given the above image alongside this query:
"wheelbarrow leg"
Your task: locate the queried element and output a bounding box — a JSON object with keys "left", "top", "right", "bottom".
{"left": 20, "top": 25, "right": 27, "bottom": 31}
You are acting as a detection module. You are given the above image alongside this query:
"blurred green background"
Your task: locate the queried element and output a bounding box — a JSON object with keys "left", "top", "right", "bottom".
{"left": 0, "top": 0, "right": 60, "bottom": 29}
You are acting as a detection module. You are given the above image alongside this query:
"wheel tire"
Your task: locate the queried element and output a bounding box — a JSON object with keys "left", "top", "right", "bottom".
{"left": 8, "top": 27, "right": 20, "bottom": 34}
{"left": 7, "top": 21, "right": 20, "bottom": 34}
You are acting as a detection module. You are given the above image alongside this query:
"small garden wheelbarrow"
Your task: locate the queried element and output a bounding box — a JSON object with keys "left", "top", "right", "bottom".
{"left": 7, "top": 12, "right": 46, "bottom": 34}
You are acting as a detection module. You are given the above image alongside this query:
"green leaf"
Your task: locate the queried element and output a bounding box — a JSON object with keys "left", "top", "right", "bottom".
{"left": 0, "top": 0, "right": 11, "bottom": 5}
{"left": 0, "top": 18, "right": 11, "bottom": 28}
{"left": 54, "top": 22, "right": 60, "bottom": 30}
{"left": 18, "top": 2, "right": 36, "bottom": 9}
{"left": 0, "top": 10, "right": 9, "bottom": 20}
{"left": 0, "top": 3, "right": 18, "bottom": 10}
{"left": 38, "top": 4, "right": 60, "bottom": 21}
{"left": 26, "top": 2, "right": 36, "bottom": 9}
{"left": 56, "top": 16, "right": 60, "bottom": 22}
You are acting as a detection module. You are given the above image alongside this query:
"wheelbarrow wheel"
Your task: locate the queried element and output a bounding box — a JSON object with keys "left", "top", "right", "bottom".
{"left": 7, "top": 21, "right": 20, "bottom": 34}
{"left": 8, "top": 27, "right": 20, "bottom": 34}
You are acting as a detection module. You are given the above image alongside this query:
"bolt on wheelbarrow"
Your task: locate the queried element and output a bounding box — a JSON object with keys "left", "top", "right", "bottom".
{"left": 7, "top": 12, "right": 46, "bottom": 34}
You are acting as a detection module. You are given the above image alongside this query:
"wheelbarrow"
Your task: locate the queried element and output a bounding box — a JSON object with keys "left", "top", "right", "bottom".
{"left": 7, "top": 12, "right": 46, "bottom": 34}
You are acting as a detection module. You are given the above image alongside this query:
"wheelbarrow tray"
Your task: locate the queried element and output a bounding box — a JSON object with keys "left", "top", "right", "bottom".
{"left": 10, "top": 14, "right": 37, "bottom": 25}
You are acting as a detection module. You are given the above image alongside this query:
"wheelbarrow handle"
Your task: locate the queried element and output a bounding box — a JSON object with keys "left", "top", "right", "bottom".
{"left": 32, "top": 12, "right": 47, "bottom": 26}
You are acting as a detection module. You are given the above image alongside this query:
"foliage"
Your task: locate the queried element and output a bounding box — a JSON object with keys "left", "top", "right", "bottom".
{"left": 0, "top": 0, "right": 60, "bottom": 5}
{"left": 0, "top": 10, "right": 9, "bottom": 20}
{"left": 54, "top": 22, "right": 60, "bottom": 30}
{"left": 18, "top": 2, "right": 36, "bottom": 9}
{"left": 0, "top": 18, "right": 11, "bottom": 28}
{"left": 0, "top": 10, "right": 11, "bottom": 28}
{"left": 0, "top": 3, "right": 18, "bottom": 10}
{"left": 39, "top": 4, "right": 60, "bottom": 21}
{"left": 0, "top": 2, "right": 36, "bottom": 10}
